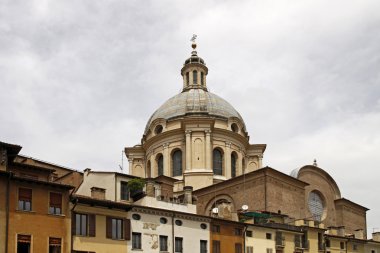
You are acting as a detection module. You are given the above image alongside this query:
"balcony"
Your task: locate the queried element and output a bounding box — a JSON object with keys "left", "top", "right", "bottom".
{"left": 275, "top": 236, "right": 285, "bottom": 248}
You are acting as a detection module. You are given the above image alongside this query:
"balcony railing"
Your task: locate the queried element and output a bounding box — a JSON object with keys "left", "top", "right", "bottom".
{"left": 275, "top": 236, "right": 285, "bottom": 247}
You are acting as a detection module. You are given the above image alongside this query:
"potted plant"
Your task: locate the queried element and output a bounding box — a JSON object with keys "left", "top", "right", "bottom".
{"left": 128, "top": 178, "right": 145, "bottom": 200}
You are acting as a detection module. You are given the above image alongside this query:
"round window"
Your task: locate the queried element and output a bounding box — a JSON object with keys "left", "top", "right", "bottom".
{"left": 231, "top": 123, "right": 239, "bottom": 133}
{"left": 308, "top": 191, "right": 325, "bottom": 221}
{"left": 175, "top": 220, "right": 183, "bottom": 226}
{"left": 160, "top": 217, "right": 167, "bottom": 224}
{"left": 154, "top": 125, "right": 163, "bottom": 134}
{"left": 200, "top": 223, "right": 207, "bottom": 229}
{"left": 132, "top": 214, "right": 141, "bottom": 220}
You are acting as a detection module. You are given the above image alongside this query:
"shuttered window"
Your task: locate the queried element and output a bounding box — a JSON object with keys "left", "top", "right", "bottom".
{"left": 235, "top": 243, "right": 242, "bottom": 253}
{"left": 212, "top": 240, "right": 220, "bottom": 253}
{"left": 200, "top": 240, "right": 207, "bottom": 253}
{"left": 246, "top": 246, "right": 253, "bottom": 253}
{"left": 18, "top": 188, "right": 32, "bottom": 211}
{"left": 49, "top": 192, "right": 62, "bottom": 215}
{"left": 49, "top": 237, "right": 61, "bottom": 253}
{"left": 106, "top": 217, "right": 130, "bottom": 240}
{"left": 175, "top": 237, "right": 183, "bottom": 253}
{"left": 17, "top": 234, "right": 31, "bottom": 253}
{"left": 160, "top": 235, "right": 168, "bottom": 251}
{"left": 120, "top": 181, "right": 129, "bottom": 201}
{"left": 72, "top": 213, "right": 95, "bottom": 237}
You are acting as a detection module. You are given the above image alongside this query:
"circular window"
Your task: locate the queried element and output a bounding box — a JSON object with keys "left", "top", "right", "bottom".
{"left": 160, "top": 217, "right": 167, "bottom": 224}
{"left": 200, "top": 223, "right": 207, "bottom": 229}
{"left": 231, "top": 123, "right": 239, "bottom": 133}
{"left": 154, "top": 125, "right": 163, "bottom": 134}
{"left": 132, "top": 214, "right": 141, "bottom": 220}
{"left": 308, "top": 191, "right": 325, "bottom": 221}
{"left": 175, "top": 220, "right": 183, "bottom": 226}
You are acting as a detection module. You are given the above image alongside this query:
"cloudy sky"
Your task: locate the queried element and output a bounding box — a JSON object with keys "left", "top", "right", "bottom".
{"left": 1, "top": 0, "right": 379, "bottom": 235}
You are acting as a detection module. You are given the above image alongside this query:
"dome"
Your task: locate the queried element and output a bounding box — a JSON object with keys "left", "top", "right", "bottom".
{"left": 144, "top": 88, "right": 245, "bottom": 134}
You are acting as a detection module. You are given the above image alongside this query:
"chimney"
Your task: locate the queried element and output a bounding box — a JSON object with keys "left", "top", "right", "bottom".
{"left": 372, "top": 232, "right": 380, "bottom": 242}
{"left": 354, "top": 229, "right": 364, "bottom": 239}
{"left": 146, "top": 180, "right": 155, "bottom": 197}
{"left": 183, "top": 186, "right": 193, "bottom": 204}
{"left": 338, "top": 226, "right": 345, "bottom": 236}
{"left": 91, "top": 187, "right": 106, "bottom": 200}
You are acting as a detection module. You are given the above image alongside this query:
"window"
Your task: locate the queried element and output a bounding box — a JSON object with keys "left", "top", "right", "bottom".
{"left": 266, "top": 249, "right": 273, "bottom": 253}
{"left": 201, "top": 72, "right": 204, "bottom": 86}
{"left": 295, "top": 234, "right": 301, "bottom": 248}
{"left": 155, "top": 125, "right": 163, "bottom": 134}
{"left": 157, "top": 154, "right": 164, "bottom": 176}
{"left": 175, "top": 237, "right": 183, "bottom": 253}
{"left": 325, "top": 238, "right": 330, "bottom": 248}
{"left": 308, "top": 191, "right": 325, "bottom": 221}
{"left": 172, "top": 150, "right": 182, "bottom": 177}
{"left": 340, "top": 242, "right": 345, "bottom": 250}
{"left": 231, "top": 153, "right": 237, "bottom": 178}
{"left": 266, "top": 233, "right": 272, "bottom": 239}
{"left": 160, "top": 235, "right": 168, "bottom": 251}
{"left": 213, "top": 149, "right": 223, "bottom": 175}
{"left": 175, "top": 220, "right": 183, "bottom": 226}
{"left": 235, "top": 243, "right": 242, "bottom": 253}
{"left": 132, "top": 214, "right": 141, "bottom": 220}
{"left": 186, "top": 72, "right": 189, "bottom": 85}
{"left": 246, "top": 230, "right": 253, "bottom": 237}
{"left": 231, "top": 123, "right": 239, "bottom": 133}
{"left": 74, "top": 213, "right": 95, "bottom": 237}
{"left": 193, "top": 70, "right": 198, "bottom": 84}
{"left": 106, "top": 217, "right": 130, "bottom": 240}
{"left": 132, "top": 232, "right": 142, "bottom": 249}
{"left": 120, "top": 181, "right": 129, "bottom": 201}
{"left": 246, "top": 246, "right": 253, "bottom": 253}
{"left": 17, "top": 234, "right": 31, "bottom": 253}
{"left": 200, "top": 223, "right": 207, "bottom": 229}
{"left": 160, "top": 217, "right": 167, "bottom": 224}
{"left": 49, "top": 237, "right": 61, "bottom": 253}
{"left": 212, "top": 240, "right": 220, "bottom": 253}
{"left": 18, "top": 188, "right": 32, "bottom": 211}
{"left": 234, "top": 228, "right": 242, "bottom": 236}
{"left": 200, "top": 240, "right": 207, "bottom": 253}
{"left": 353, "top": 244, "right": 358, "bottom": 251}
{"left": 212, "top": 225, "right": 220, "bottom": 233}
{"left": 49, "top": 192, "right": 62, "bottom": 215}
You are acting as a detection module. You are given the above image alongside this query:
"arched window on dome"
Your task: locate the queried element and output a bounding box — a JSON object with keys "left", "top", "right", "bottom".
{"left": 172, "top": 150, "right": 182, "bottom": 177}
{"left": 201, "top": 72, "right": 204, "bottom": 86}
{"left": 193, "top": 70, "right": 198, "bottom": 84}
{"left": 157, "top": 154, "right": 164, "bottom": 176}
{"left": 231, "top": 152, "right": 237, "bottom": 178}
{"left": 146, "top": 160, "right": 151, "bottom": 178}
{"left": 186, "top": 72, "right": 189, "bottom": 85}
{"left": 213, "top": 149, "right": 223, "bottom": 176}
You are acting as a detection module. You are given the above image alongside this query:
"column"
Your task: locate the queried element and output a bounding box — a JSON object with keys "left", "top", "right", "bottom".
{"left": 128, "top": 158, "right": 133, "bottom": 175}
{"left": 205, "top": 130, "right": 211, "bottom": 171}
{"left": 185, "top": 130, "right": 192, "bottom": 172}
{"left": 258, "top": 154, "right": 263, "bottom": 168}
{"left": 163, "top": 143, "right": 170, "bottom": 176}
{"left": 225, "top": 142, "right": 231, "bottom": 178}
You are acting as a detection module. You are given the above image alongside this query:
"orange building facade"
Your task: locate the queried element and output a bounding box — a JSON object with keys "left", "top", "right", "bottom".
{"left": 210, "top": 218, "right": 245, "bottom": 253}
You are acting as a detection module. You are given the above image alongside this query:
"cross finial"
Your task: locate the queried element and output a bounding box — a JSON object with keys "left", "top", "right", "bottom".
{"left": 313, "top": 159, "right": 318, "bottom": 166}
{"left": 190, "top": 34, "right": 197, "bottom": 49}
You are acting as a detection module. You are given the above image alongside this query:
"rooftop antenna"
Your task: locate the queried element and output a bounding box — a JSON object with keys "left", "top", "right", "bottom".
{"left": 119, "top": 150, "right": 124, "bottom": 171}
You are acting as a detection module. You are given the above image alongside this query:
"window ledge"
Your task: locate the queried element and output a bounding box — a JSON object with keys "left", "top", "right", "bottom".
{"left": 47, "top": 213, "right": 66, "bottom": 218}
{"left": 16, "top": 210, "right": 36, "bottom": 214}
{"left": 132, "top": 249, "right": 143, "bottom": 251}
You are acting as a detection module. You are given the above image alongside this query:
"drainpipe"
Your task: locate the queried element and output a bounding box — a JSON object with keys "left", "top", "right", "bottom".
{"left": 264, "top": 170, "right": 267, "bottom": 211}
{"left": 5, "top": 172, "right": 11, "bottom": 253}
{"left": 172, "top": 212, "right": 175, "bottom": 253}
{"left": 70, "top": 196, "right": 78, "bottom": 253}
{"left": 243, "top": 224, "right": 247, "bottom": 253}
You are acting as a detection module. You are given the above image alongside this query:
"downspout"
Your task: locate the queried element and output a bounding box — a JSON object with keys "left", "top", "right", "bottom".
{"left": 243, "top": 224, "right": 247, "bottom": 253}
{"left": 70, "top": 196, "right": 78, "bottom": 253}
{"left": 5, "top": 172, "right": 11, "bottom": 253}
{"left": 172, "top": 212, "right": 175, "bottom": 253}
{"left": 264, "top": 170, "right": 267, "bottom": 211}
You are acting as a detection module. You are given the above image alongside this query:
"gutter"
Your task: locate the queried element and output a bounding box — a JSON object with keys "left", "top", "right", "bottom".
{"left": 5, "top": 172, "right": 11, "bottom": 253}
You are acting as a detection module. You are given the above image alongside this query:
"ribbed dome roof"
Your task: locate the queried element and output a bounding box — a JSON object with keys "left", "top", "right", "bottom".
{"left": 144, "top": 89, "right": 245, "bottom": 134}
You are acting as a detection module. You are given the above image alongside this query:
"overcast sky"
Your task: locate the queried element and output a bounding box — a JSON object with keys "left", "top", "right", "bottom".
{"left": 1, "top": 0, "right": 379, "bottom": 235}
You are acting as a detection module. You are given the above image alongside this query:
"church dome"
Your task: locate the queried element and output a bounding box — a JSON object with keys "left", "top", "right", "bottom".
{"left": 144, "top": 89, "right": 245, "bottom": 134}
